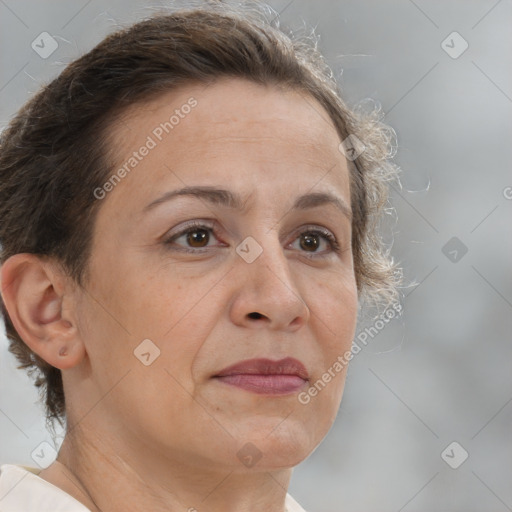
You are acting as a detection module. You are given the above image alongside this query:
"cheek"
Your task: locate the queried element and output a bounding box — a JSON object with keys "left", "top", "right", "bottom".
{"left": 123, "top": 271, "right": 227, "bottom": 379}
{"left": 93, "top": 262, "right": 184, "bottom": 339}
{"left": 306, "top": 300, "right": 356, "bottom": 426}
{"left": 313, "top": 271, "right": 358, "bottom": 345}
{"left": 306, "top": 272, "right": 357, "bottom": 411}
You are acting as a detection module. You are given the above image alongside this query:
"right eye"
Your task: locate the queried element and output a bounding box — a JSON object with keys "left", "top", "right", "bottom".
{"left": 163, "top": 220, "right": 225, "bottom": 253}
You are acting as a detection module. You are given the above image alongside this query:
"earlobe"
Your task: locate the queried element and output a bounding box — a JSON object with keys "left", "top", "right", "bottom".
{"left": 0, "top": 253, "right": 85, "bottom": 371}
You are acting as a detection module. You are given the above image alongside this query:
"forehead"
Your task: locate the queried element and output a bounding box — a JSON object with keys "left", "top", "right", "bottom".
{"left": 102, "top": 77, "right": 350, "bottom": 213}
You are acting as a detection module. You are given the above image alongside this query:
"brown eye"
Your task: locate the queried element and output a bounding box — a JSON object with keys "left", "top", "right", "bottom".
{"left": 290, "top": 227, "right": 340, "bottom": 257}
{"left": 300, "top": 233, "right": 320, "bottom": 252}
{"left": 163, "top": 221, "right": 221, "bottom": 253}
{"left": 186, "top": 228, "right": 210, "bottom": 248}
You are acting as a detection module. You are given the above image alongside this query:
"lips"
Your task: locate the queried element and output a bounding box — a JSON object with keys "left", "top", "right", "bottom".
{"left": 214, "top": 357, "right": 309, "bottom": 395}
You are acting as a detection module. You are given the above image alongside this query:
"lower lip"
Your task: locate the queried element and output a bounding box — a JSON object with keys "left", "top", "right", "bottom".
{"left": 215, "top": 374, "right": 307, "bottom": 395}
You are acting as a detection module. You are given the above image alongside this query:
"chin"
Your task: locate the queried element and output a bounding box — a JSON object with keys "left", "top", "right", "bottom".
{"left": 227, "top": 421, "right": 322, "bottom": 471}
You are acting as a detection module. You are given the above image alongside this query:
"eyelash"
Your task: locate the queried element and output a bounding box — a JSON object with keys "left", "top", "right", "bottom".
{"left": 163, "top": 220, "right": 342, "bottom": 257}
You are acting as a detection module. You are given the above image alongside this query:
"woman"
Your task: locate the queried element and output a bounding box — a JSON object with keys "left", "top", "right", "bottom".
{"left": 0, "top": 2, "right": 400, "bottom": 511}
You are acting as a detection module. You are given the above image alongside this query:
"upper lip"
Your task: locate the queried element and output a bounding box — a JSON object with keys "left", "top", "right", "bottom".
{"left": 215, "top": 357, "right": 309, "bottom": 380}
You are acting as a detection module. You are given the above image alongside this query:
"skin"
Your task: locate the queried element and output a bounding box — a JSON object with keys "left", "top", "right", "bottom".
{"left": 0, "top": 77, "right": 359, "bottom": 512}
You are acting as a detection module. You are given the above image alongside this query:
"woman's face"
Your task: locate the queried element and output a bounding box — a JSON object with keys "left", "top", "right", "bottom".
{"left": 70, "top": 77, "right": 358, "bottom": 471}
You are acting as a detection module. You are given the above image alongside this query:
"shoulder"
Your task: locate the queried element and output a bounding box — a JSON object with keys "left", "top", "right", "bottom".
{"left": 0, "top": 463, "right": 91, "bottom": 512}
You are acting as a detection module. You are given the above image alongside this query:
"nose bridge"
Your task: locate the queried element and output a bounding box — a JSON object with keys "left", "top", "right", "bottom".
{"left": 238, "top": 225, "right": 294, "bottom": 290}
{"left": 232, "top": 226, "right": 310, "bottom": 328}
{"left": 259, "top": 234, "right": 296, "bottom": 292}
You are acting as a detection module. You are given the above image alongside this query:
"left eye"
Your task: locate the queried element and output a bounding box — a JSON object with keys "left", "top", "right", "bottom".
{"left": 289, "top": 229, "right": 340, "bottom": 255}
{"left": 164, "top": 222, "right": 340, "bottom": 256}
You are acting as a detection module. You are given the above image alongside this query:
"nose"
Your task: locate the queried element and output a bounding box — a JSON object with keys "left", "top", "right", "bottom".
{"left": 228, "top": 235, "right": 311, "bottom": 331}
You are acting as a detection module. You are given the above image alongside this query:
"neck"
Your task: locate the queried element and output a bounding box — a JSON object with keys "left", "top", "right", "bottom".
{"left": 50, "top": 426, "right": 293, "bottom": 512}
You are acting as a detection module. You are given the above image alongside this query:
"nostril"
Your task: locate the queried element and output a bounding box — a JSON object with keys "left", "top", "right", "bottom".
{"left": 248, "top": 312, "right": 263, "bottom": 319}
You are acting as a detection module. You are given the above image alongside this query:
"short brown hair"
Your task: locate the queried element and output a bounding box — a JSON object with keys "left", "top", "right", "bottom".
{"left": 0, "top": 1, "right": 401, "bottom": 427}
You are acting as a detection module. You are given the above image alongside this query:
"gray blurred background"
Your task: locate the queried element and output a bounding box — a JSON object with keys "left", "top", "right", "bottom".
{"left": 1, "top": 1, "right": 511, "bottom": 511}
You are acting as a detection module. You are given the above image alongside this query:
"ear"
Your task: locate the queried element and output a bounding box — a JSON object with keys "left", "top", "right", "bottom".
{"left": 0, "top": 253, "right": 85, "bottom": 370}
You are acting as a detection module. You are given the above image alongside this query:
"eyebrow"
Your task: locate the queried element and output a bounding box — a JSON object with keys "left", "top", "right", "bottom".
{"left": 143, "top": 185, "right": 352, "bottom": 221}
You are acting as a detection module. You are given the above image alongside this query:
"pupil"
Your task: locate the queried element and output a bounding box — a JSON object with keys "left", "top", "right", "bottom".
{"left": 188, "top": 229, "right": 208, "bottom": 247}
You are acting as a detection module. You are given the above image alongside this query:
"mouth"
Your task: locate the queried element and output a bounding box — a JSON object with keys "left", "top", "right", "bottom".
{"left": 213, "top": 357, "right": 309, "bottom": 395}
